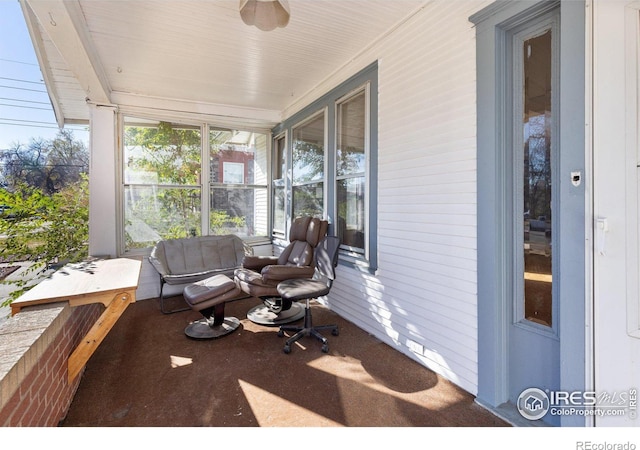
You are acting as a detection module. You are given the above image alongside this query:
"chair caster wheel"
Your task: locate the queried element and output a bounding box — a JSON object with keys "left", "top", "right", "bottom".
{"left": 283, "top": 345, "right": 291, "bottom": 354}
{"left": 322, "top": 344, "right": 329, "bottom": 353}
{"left": 332, "top": 329, "right": 339, "bottom": 336}
{"left": 278, "top": 330, "right": 284, "bottom": 337}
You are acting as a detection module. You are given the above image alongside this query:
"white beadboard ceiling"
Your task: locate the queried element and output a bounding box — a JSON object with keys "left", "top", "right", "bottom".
{"left": 22, "top": 0, "right": 426, "bottom": 130}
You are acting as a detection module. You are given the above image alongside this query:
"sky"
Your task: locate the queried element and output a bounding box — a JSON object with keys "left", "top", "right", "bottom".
{"left": 0, "top": 0, "right": 88, "bottom": 150}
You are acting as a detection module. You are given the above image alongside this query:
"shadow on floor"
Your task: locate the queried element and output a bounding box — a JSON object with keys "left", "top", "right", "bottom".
{"left": 61, "top": 295, "right": 509, "bottom": 427}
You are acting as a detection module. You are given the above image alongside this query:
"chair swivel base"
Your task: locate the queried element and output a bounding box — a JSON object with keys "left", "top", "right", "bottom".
{"left": 277, "top": 307, "right": 339, "bottom": 353}
{"left": 246, "top": 302, "right": 304, "bottom": 326}
{"left": 185, "top": 316, "right": 240, "bottom": 339}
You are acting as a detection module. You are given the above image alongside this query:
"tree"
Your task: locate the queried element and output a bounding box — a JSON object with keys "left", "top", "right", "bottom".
{"left": 0, "top": 175, "right": 89, "bottom": 307}
{"left": 0, "top": 130, "right": 90, "bottom": 308}
{"left": 1, "top": 129, "right": 89, "bottom": 194}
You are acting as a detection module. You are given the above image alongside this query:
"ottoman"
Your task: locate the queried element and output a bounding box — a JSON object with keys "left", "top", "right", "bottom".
{"left": 183, "top": 274, "right": 243, "bottom": 339}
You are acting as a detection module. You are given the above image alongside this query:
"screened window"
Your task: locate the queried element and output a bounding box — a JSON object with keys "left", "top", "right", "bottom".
{"left": 123, "top": 118, "right": 202, "bottom": 251}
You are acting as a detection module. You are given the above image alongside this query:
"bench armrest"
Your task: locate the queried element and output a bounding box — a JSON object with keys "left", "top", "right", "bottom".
{"left": 149, "top": 255, "right": 169, "bottom": 278}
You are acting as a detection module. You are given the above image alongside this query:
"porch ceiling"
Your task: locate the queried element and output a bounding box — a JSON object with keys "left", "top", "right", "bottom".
{"left": 21, "top": 0, "right": 426, "bottom": 130}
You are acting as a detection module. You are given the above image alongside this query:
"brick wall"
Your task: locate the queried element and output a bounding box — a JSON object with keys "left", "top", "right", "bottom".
{"left": 0, "top": 302, "right": 102, "bottom": 426}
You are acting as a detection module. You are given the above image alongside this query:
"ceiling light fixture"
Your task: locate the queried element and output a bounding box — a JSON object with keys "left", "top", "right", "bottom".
{"left": 239, "top": 0, "right": 290, "bottom": 32}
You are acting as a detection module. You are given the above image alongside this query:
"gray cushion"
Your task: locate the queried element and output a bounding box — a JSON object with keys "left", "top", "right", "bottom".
{"left": 277, "top": 278, "right": 330, "bottom": 301}
{"left": 183, "top": 274, "right": 241, "bottom": 308}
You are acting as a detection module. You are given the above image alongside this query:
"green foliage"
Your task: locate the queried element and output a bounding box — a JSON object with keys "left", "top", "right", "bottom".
{"left": 210, "top": 210, "right": 245, "bottom": 235}
{"left": 124, "top": 122, "right": 201, "bottom": 185}
{"left": 0, "top": 130, "right": 90, "bottom": 308}
{"left": 0, "top": 175, "right": 89, "bottom": 307}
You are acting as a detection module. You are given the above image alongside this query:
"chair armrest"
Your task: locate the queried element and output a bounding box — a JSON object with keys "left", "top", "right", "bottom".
{"left": 261, "top": 265, "right": 315, "bottom": 283}
{"left": 242, "top": 255, "right": 278, "bottom": 271}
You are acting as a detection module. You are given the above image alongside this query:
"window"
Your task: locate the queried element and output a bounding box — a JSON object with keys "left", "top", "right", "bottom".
{"left": 271, "top": 62, "right": 377, "bottom": 270}
{"left": 272, "top": 134, "right": 286, "bottom": 237}
{"left": 520, "top": 29, "right": 554, "bottom": 327}
{"left": 121, "top": 65, "right": 376, "bottom": 270}
{"left": 123, "top": 118, "right": 202, "bottom": 251}
{"left": 122, "top": 118, "right": 269, "bottom": 252}
{"left": 223, "top": 162, "right": 244, "bottom": 184}
{"left": 209, "top": 129, "right": 268, "bottom": 237}
{"left": 292, "top": 111, "right": 325, "bottom": 219}
{"left": 336, "top": 88, "right": 367, "bottom": 254}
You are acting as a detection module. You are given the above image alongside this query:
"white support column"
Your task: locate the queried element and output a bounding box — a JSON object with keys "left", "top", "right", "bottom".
{"left": 88, "top": 104, "right": 118, "bottom": 257}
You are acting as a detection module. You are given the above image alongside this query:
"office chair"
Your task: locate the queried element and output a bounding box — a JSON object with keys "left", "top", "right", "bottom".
{"left": 276, "top": 235, "right": 341, "bottom": 354}
{"left": 234, "top": 216, "right": 328, "bottom": 325}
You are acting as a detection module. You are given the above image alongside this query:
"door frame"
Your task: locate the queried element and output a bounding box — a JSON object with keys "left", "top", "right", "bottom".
{"left": 471, "top": 0, "right": 592, "bottom": 426}
{"left": 508, "top": 13, "right": 561, "bottom": 415}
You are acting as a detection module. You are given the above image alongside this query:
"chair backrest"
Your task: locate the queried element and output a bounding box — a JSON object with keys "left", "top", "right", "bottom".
{"left": 314, "top": 236, "right": 341, "bottom": 282}
{"left": 150, "top": 234, "right": 247, "bottom": 276}
{"left": 277, "top": 216, "right": 328, "bottom": 266}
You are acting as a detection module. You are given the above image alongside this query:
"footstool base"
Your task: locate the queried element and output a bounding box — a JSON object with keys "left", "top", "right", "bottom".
{"left": 185, "top": 317, "right": 241, "bottom": 339}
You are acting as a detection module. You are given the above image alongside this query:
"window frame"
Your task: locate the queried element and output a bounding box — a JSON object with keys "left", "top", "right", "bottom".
{"left": 120, "top": 116, "right": 203, "bottom": 254}
{"left": 335, "top": 84, "right": 370, "bottom": 260}
{"left": 290, "top": 108, "right": 327, "bottom": 221}
{"left": 207, "top": 126, "right": 270, "bottom": 240}
{"left": 271, "top": 131, "right": 288, "bottom": 239}
{"left": 118, "top": 116, "right": 271, "bottom": 255}
{"left": 270, "top": 62, "right": 378, "bottom": 271}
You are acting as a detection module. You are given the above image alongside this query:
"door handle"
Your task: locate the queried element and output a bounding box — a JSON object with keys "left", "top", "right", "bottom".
{"left": 596, "top": 217, "right": 608, "bottom": 255}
